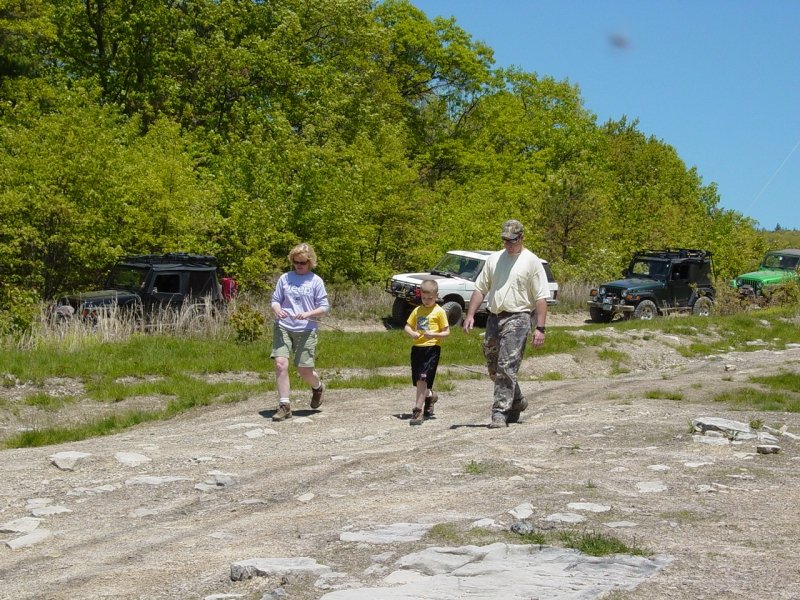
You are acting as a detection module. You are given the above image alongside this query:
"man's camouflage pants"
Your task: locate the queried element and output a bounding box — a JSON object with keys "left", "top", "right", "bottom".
{"left": 483, "top": 311, "right": 530, "bottom": 415}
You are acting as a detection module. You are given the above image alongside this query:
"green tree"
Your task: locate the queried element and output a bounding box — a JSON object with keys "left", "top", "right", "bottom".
{"left": 0, "top": 0, "right": 55, "bottom": 80}
{"left": 0, "top": 86, "right": 219, "bottom": 300}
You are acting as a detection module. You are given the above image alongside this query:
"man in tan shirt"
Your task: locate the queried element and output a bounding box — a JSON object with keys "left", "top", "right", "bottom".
{"left": 463, "top": 220, "right": 549, "bottom": 428}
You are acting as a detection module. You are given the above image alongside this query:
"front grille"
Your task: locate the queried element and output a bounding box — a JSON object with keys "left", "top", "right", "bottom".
{"left": 736, "top": 278, "right": 761, "bottom": 290}
{"left": 601, "top": 285, "right": 626, "bottom": 298}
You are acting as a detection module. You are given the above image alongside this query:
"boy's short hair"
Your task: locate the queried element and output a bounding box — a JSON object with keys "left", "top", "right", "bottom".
{"left": 420, "top": 279, "right": 438, "bottom": 294}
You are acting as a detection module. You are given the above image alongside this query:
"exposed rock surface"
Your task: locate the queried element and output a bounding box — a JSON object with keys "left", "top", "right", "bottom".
{"left": 1, "top": 320, "right": 799, "bottom": 599}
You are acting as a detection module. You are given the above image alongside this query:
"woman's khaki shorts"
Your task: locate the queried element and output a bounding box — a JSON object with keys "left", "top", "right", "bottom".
{"left": 270, "top": 325, "right": 318, "bottom": 367}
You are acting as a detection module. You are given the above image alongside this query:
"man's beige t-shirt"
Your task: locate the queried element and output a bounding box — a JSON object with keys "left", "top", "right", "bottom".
{"left": 475, "top": 248, "right": 550, "bottom": 314}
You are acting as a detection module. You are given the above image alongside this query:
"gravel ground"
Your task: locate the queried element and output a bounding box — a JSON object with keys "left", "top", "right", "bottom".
{"left": 1, "top": 315, "right": 800, "bottom": 599}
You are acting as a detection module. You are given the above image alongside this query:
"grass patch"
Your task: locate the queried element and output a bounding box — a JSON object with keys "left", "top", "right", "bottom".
{"left": 539, "top": 371, "right": 564, "bottom": 381}
{"left": 0, "top": 327, "right": 578, "bottom": 382}
{"left": 4, "top": 376, "right": 275, "bottom": 448}
{"left": 426, "top": 521, "right": 652, "bottom": 559}
{"left": 597, "top": 348, "right": 629, "bottom": 363}
{"left": 580, "top": 334, "right": 611, "bottom": 347}
{"left": 644, "top": 389, "right": 684, "bottom": 401}
{"left": 557, "top": 529, "right": 650, "bottom": 557}
{"left": 4, "top": 306, "right": 800, "bottom": 447}
{"left": 463, "top": 459, "right": 521, "bottom": 477}
{"left": 658, "top": 509, "right": 701, "bottom": 524}
{"left": 328, "top": 374, "right": 411, "bottom": 390}
{"left": 22, "top": 392, "right": 77, "bottom": 411}
{"left": 596, "top": 347, "right": 631, "bottom": 375}
{"left": 465, "top": 460, "right": 488, "bottom": 475}
{"left": 424, "top": 523, "right": 514, "bottom": 547}
{"left": 5, "top": 409, "right": 162, "bottom": 448}
{"left": 675, "top": 309, "right": 800, "bottom": 356}
{"left": 713, "top": 387, "right": 800, "bottom": 412}
{"left": 749, "top": 371, "right": 800, "bottom": 393}
{"left": 515, "top": 530, "right": 548, "bottom": 545}
{"left": 427, "top": 523, "right": 462, "bottom": 544}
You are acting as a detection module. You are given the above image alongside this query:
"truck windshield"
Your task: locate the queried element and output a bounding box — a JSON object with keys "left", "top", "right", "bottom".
{"left": 107, "top": 266, "right": 148, "bottom": 291}
{"left": 627, "top": 259, "right": 668, "bottom": 280}
{"left": 431, "top": 254, "right": 482, "bottom": 281}
{"left": 762, "top": 253, "right": 800, "bottom": 270}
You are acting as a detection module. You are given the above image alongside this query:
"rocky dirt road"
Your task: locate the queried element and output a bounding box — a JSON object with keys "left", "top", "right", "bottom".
{"left": 2, "top": 318, "right": 800, "bottom": 599}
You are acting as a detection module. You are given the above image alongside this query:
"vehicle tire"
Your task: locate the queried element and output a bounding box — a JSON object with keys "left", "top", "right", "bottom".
{"left": 692, "top": 296, "right": 713, "bottom": 317}
{"left": 391, "top": 297, "right": 412, "bottom": 326}
{"left": 441, "top": 300, "right": 463, "bottom": 327}
{"left": 589, "top": 306, "right": 613, "bottom": 323}
{"left": 633, "top": 299, "right": 658, "bottom": 320}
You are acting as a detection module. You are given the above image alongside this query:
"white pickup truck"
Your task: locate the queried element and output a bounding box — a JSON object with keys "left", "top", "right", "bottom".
{"left": 386, "top": 250, "right": 559, "bottom": 326}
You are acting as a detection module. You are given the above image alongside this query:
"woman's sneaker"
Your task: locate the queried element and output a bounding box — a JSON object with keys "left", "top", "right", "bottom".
{"left": 310, "top": 383, "right": 325, "bottom": 409}
{"left": 272, "top": 404, "right": 292, "bottom": 421}
{"left": 423, "top": 391, "right": 438, "bottom": 417}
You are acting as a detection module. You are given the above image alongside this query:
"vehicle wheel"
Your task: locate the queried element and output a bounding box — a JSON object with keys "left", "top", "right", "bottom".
{"left": 589, "top": 306, "right": 612, "bottom": 323}
{"left": 441, "top": 301, "right": 463, "bottom": 327}
{"left": 391, "top": 298, "right": 412, "bottom": 326}
{"left": 633, "top": 299, "right": 658, "bottom": 320}
{"left": 692, "top": 296, "right": 713, "bottom": 316}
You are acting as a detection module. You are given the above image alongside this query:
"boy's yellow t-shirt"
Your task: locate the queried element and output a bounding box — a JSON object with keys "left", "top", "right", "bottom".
{"left": 407, "top": 304, "right": 449, "bottom": 347}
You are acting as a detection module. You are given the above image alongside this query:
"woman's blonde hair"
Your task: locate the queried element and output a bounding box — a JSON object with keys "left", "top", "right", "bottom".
{"left": 288, "top": 243, "right": 318, "bottom": 269}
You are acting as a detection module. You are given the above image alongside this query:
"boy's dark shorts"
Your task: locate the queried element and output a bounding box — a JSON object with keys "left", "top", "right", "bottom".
{"left": 410, "top": 345, "right": 441, "bottom": 388}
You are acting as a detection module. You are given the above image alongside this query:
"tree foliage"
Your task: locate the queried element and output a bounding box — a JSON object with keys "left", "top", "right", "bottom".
{"left": 0, "top": 0, "right": 765, "bottom": 320}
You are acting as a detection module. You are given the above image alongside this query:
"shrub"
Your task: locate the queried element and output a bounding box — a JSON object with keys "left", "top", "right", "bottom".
{"left": 0, "top": 286, "right": 40, "bottom": 337}
{"left": 768, "top": 278, "right": 800, "bottom": 307}
{"left": 228, "top": 302, "right": 266, "bottom": 343}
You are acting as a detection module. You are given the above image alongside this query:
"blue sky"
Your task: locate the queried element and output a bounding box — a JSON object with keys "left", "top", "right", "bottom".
{"left": 411, "top": 0, "right": 800, "bottom": 230}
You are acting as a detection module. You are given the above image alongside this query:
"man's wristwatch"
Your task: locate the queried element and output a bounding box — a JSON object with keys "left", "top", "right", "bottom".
{"left": 535, "top": 325, "right": 546, "bottom": 333}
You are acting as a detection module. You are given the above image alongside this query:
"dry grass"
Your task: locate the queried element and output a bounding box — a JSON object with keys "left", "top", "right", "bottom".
{"left": 16, "top": 299, "right": 229, "bottom": 350}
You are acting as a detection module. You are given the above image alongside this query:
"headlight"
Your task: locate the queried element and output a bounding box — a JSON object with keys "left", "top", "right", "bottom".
{"left": 599, "top": 286, "right": 606, "bottom": 295}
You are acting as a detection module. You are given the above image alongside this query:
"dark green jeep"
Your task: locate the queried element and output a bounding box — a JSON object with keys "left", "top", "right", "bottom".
{"left": 731, "top": 248, "right": 800, "bottom": 298}
{"left": 588, "top": 249, "right": 715, "bottom": 322}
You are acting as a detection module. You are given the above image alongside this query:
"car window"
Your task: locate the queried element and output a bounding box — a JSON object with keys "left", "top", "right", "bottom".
{"left": 542, "top": 262, "right": 555, "bottom": 283}
{"left": 153, "top": 273, "right": 181, "bottom": 294}
{"left": 188, "top": 271, "right": 216, "bottom": 296}
{"left": 763, "top": 253, "right": 799, "bottom": 270}
{"left": 107, "top": 266, "right": 148, "bottom": 290}
{"left": 671, "top": 263, "right": 690, "bottom": 280}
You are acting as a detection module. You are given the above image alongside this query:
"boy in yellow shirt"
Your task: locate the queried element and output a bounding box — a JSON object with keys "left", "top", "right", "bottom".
{"left": 404, "top": 279, "right": 450, "bottom": 425}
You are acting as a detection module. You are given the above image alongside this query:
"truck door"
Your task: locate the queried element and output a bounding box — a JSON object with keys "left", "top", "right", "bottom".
{"left": 149, "top": 272, "right": 184, "bottom": 308}
{"left": 669, "top": 263, "right": 691, "bottom": 307}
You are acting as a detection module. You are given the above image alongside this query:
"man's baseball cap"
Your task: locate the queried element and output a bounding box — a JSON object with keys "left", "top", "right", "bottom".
{"left": 501, "top": 219, "right": 524, "bottom": 239}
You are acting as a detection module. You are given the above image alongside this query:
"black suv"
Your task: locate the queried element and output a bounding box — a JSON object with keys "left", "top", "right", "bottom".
{"left": 54, "top": 253, "right": 234, "bottom": 321}
{"left": 588, "top": 249, "right": 715, "bottom": 322}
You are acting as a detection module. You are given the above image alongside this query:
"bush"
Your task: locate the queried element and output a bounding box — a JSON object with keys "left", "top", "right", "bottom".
{"left": 712, "top": 281, "right": 752, "bottom": 316}
{"left": 228, "top": 302, "right": 266, "bottom": 343}
{"left": 768, "top": 279, "right": 800, "bottom": 307}
{"left": 0, "top": 286, "right": 40, "bottom": 337}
